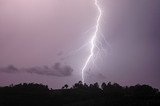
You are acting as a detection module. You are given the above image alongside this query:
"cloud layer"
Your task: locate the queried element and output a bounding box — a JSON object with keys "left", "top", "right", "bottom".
{"left": 0, "top": 63, "right": 73, "bottom": 77}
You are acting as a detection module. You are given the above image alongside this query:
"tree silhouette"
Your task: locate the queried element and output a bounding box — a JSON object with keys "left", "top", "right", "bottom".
{"left": 101, "top": 82, "right": 107, "bottom": 90}
{"left": 0, "top": 82, "right": 159, "bottom": 106}
{"left": 73, "top": 81, "right": 84, "bottom": 89}
{"left": 62, "top": 84, "right": 68, "bottom": 89}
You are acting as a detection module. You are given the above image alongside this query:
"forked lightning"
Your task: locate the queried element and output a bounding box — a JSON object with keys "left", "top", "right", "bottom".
{"left": 81, "top": 0, "right": 102, "bottom": 83}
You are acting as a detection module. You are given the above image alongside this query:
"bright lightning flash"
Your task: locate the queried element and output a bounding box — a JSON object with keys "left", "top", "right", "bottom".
{"left": 82, "top": 0, "right": 102, "bottom": 83}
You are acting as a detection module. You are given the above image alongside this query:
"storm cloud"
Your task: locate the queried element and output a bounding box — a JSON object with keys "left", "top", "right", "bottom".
{"left": 0, "top": 65, "right": 19, "bottom": 73}
{"left": 0, "top": 63, "right": 73, "bottom": 77}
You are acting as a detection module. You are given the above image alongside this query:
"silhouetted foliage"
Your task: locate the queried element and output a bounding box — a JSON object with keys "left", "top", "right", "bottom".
{"left": 0, "top": 82, "right": 159, "bottom": 106}
{"left": 101, "top": 82, "right": 107, "bottom": 90}
{"left": 72, "top": 81, "right": 84, "bottom": 89}
{"left": 62, "top": 84, "right": 69, "bottom": 89}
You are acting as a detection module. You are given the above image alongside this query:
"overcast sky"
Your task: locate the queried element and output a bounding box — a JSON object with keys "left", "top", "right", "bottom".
{"left": 0, "top": 0, "right": 160, "bottom": 89}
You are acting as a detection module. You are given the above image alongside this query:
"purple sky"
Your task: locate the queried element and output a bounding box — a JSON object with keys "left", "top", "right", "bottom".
{"left": 0, "top": 0, "right": 160, "bottom": 89}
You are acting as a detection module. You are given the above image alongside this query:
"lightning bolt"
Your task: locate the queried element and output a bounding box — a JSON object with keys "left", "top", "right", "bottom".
{"left": 82, "top": 0, "right": 102, "bottom": 83}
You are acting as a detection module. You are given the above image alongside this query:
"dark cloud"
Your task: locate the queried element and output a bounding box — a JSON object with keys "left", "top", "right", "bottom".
{"left": 26, "top": 63, "right": 73, "bottom": 77}
{"left": 0, "top": 63, "right": 73, "bottom": 77}
{"left": 0, "top": 65, "right": 19, "bottom": 73}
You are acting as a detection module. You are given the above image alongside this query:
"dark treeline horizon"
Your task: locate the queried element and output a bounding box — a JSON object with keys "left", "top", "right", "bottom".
{"left": 1, "top": 81, "right": 160, "bottom": 90}
{"left": 0, "top": 81, "right": 160, "bottom": 106}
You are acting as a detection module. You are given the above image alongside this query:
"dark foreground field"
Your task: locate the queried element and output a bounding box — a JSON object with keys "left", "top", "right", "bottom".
{"left": 0, "top": 81, "right": 160, "bottom": 106}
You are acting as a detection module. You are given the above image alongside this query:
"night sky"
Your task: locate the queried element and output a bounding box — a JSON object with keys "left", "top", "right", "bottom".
{"left": 0, "top": 0, "right": 160, "bottom": 89}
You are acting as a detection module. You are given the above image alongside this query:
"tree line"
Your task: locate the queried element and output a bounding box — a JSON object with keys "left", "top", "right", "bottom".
{"left": 0, "top": 81, "right": 160, "bottom": 106}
